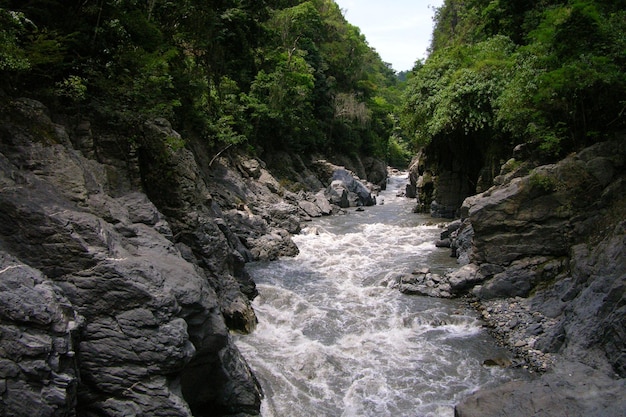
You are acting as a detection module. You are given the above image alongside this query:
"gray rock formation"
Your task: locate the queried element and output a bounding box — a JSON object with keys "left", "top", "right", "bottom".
{"left": 0, "top": 98, "right": 263, "bottom": 416}
{"left": 0, "top": 97, "right": 389, "bottom": 416}
{"left": 300, "top": 159, "right": 380, "bottom": 208}
{"left": 322, "top": 154, "right": 387, "bottom": 190}
{"left": 407, "top": 151, "right": 434, "bottom": 211}
{"left": 407, "top": 138, "right": 485, "bottom": 218}
{"left": 326, "top": 179, "right": 351, "bottom": 208}
{"left": 0, "top": 253, "right": 83, "bottom": 417}
{"left": 395, "top": 267, "right": 451, "bottom": 298}
{"left": 399, "top": 138, "right": 625, "bottom": 415}
{"left": 456, "top": 360, "right": 626, "bottom": 417}
{"left": 424, "top": 138, "right": 626, "bottom": 416}
{"left": 328, "top": 168, "right": 377, "bottom": 207}
{"left": 361, "top": 156, "right": 388, "bottom": 190}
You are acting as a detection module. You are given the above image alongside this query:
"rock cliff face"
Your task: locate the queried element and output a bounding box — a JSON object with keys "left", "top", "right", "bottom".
{"left": 0, "top": 98, "right": 261, "bottom": 416}
{"left": 406, "top": 134, "right": 500, "bottom": 218}
{"left": 0, "top": 98, "right": 382, "bottom": 416}
{"left": 431, "top": 138, "right": 626, "bottom": 416}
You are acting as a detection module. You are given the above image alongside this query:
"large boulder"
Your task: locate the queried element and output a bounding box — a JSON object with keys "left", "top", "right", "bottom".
{"left": 0, "top": 98, "right": 262, "bottom": 416}
{"left": 327, "top": 179, "right": 350, "bottom": 208}
{"left": 328, "top": 168, "right": 376, "bottom": 207}
{"left": 266, "top": 201, "right": 301, "bottom": 234}
{"left": 314, "top": 190, "right": 333, "bottom": 215}
{"left": 464, "top": 139, "right": 626, "bottom": 266}
{"left": 456, "top": 360, "right": 626, "bottom": 417}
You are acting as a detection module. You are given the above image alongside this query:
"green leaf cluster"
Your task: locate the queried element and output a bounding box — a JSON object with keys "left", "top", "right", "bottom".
{"left": 403, "top": 0, "right": 626, "bottom": 159}
{"left": 0, "top": 0, "right": 405, "bottom": 162}
{"left": 0, "top": 9, "right": 31, "bottom": 72}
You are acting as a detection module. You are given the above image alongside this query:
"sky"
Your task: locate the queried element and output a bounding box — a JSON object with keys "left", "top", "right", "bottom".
{"left": 333, "top": 0, "right": 445, "bottom": 72}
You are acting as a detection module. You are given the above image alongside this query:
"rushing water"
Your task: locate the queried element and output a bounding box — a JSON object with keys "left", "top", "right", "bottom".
{"left": 234, "top": 173, "right": 523, "bottom": 417}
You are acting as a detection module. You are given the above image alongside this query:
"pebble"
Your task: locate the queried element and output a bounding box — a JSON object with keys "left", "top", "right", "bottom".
{"left": 472, "top": 297, "right": 557, "bottom": 373}
{"left": 397, "top": 263, "right": 558, "bottom": 373}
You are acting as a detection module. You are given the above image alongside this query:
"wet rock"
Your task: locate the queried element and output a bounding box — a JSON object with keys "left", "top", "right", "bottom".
{"left": 327, "top": 180, "right": 350, "bottom": 208}
{"left": 398, "top": 269, "right": 452, "bottom": 298}
{"left": 299, "top": 200, "right": 322, "bottom": 218}
{"left": 314, "top": 191, "right": 333, "bottom": 215}
{"left": 456, "top": 360, "right": 626, "bottom": 417}
{"left": 440, "top": 219, "right": 462, "bottom": 240}
{"left": 412, "top": 266, "right": 431, "bottom": 276}
{"left": 482, "top": 357, "right": 512, "bottom": 368}
{"left": 435, "top": 238, "right": 451, "bottom": 248}
{"left": 248, "top": 228, "right": 299, "bottom": 261}
{"left": 455, "top": 223, "right": 474, "bottom": 264}
{"left": 446, "top": 264, "right": 484, "bottom": 294}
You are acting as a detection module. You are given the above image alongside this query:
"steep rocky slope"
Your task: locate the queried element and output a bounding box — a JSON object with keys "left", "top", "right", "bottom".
{"left": 428, "top": 138, "right": 626, "bottom": 416}
{"left": 0, "top": 98, "right": 262, "bottom": 416}
{"left": 0, "top": 97, "right": 382, "bottom": 416}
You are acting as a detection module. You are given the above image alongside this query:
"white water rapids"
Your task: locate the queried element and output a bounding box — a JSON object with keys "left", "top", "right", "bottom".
{"left": 234, "top": 174, "right": 524, "bottom": 417}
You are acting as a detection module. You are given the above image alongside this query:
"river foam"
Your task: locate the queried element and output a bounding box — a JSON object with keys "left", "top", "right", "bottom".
{"left": 235, "top": 173, "right": 523, "bottom": 417}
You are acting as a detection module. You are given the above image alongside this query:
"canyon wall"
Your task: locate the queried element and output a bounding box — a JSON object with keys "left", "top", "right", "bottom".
{"left": 434, "top": 137, "right": 626, "bottom": 417}
{"left": 0, "top": 97, "right": 382, "bottom": 416}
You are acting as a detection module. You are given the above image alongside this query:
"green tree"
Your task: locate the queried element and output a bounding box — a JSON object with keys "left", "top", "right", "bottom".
{"left": 0, "top": 9, "right": 32, "bottom": 73}
{"left": 411, "top": 0, "right": 625, "bottom": 161}
{"left": 402, "top": 35, "right": 515, "bottom": 147}
{"left": 0, "top": 0, "right": 402, "bottom": 164}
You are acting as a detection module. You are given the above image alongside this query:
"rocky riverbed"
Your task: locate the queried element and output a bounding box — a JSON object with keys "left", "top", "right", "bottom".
{"left": 0, "top": 97, "right": 383, "bottom": 416}
{"left": 402, "top": 138, "right": 626, "bottom": 417}
{"left": 2, "top": 96, "right": 624, "bottom": 416}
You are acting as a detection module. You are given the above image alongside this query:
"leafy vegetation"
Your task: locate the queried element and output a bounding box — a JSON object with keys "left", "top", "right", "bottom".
{"left": 5, "top": 0, "right": 619, "bottom": 175}
{"left": 402, "top": 0, "right": 626, "bottom": 160}
{"left": 0, "top": 0, "right": 409, "bottom": 165}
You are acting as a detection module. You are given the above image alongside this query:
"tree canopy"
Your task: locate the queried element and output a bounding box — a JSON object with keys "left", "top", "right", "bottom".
{"left": 7, "top": 1, "right": 617, "bottom": 169}
{"left": 402, "top": 0, "right": 626, "bottom": 159}
{"left": 0, "top": 0, "right": 411, "bottom": 165}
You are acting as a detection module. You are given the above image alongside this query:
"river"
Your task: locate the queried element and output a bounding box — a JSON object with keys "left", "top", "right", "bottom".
{"left": 234, "top": 173, "right": 524, "bottom": 417}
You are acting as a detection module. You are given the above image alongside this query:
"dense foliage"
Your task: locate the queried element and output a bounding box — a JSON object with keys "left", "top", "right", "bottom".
{"left": 0, "top": 0, "right": 411, "bottom": 164}
{"left": 402, "top": 0, "right": 626, "bottom": 159}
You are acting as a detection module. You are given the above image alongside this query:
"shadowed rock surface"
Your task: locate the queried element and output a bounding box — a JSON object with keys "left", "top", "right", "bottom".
{"left": 0, "top": 99, "right": 261, "bottom": 416}
{"left": 0, "top": 98, "right": 384, "bottom": 416}
{"left": 456, "top": 360, "right": 626, "bottom": 417}
{"left": 422, "top": 138, "right": 626, "bottom": 417}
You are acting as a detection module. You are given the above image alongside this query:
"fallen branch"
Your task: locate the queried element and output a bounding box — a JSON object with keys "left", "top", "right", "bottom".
{"left": 209, "top": 143, "right": 235, "bottom": 167}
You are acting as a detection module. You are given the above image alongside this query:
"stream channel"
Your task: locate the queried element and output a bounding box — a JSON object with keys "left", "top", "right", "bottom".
{"left": 234, "top": 173, "right": 526, "bottom": 417}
